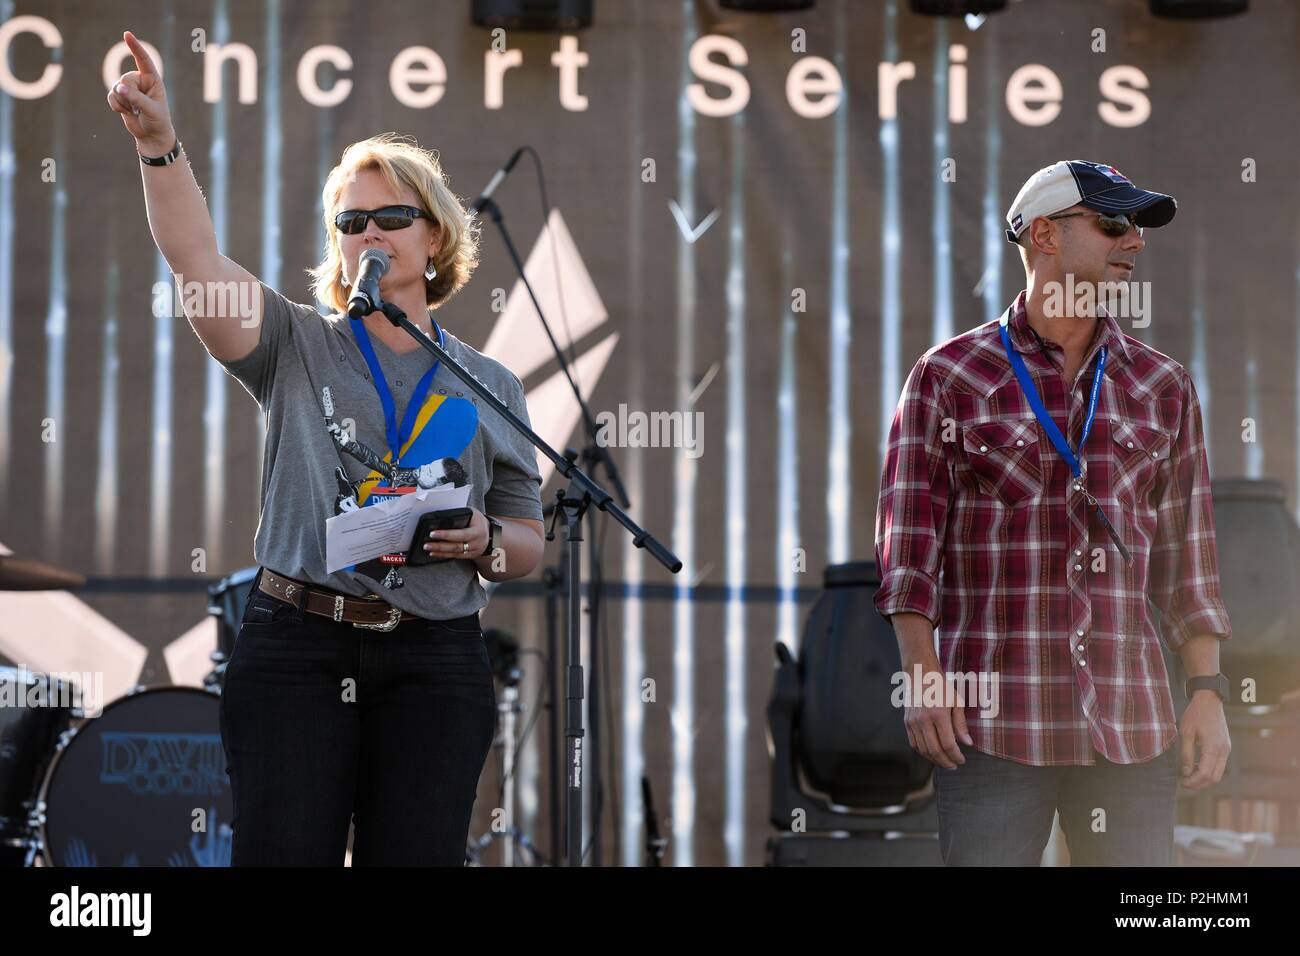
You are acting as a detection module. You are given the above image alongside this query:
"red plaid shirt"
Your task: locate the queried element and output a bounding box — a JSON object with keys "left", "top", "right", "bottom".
{"left": 873, "top": 290, "right": 1233, "bottom": 766}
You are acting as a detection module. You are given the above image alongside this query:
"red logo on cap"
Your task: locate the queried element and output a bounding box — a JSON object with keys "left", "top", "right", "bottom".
{"left": 1095, "top": 164, "right": 1130, "bottom": 184}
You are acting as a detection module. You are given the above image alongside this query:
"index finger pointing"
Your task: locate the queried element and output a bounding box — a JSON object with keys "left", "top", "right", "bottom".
{"left": 123, "top": 31, "right": 158, "bottom": 76}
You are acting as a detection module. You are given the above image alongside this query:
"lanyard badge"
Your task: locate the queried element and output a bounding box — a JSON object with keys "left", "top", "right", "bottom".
{"left": 349, "top": 316, "right": 445, "bottom": 465}
{"left": 998, "top": 318, "right": 1133, "bottom": 565}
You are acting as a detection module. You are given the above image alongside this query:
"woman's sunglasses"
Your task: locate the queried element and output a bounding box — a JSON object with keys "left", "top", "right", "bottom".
{"left": 334, "top": 205, "right": 434, "bottom": 235}
{"left": 1046, "top": 210, "right": 1143, "bottom": 238}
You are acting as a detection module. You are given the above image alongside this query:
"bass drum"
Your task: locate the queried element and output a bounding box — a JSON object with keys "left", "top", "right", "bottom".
{"left": 0, "top": 668, "right": 77, "bottom": 866}
{"left": 36, "top": 686, "right": 234, "bottom": 867}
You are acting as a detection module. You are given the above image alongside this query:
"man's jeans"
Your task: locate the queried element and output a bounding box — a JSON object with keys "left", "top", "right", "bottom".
{"left": 933, "top": 743, "right": 1180, "bottom": 866}
{"left": 218, "top": 569, "right": 496, "bottom": 866}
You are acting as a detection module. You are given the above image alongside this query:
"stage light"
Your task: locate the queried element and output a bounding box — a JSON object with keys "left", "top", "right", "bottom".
{"left": 719, "top": 0, "right": 815, "bottom": 10}
{"left": 471, "top": 0, "right": 593, "bottom": 31}
{"left": 1150, "top": 0, "right": 1248, "bottom": 16}
{"left": 908, "top": 0, "right": 1007, "bottom": 15}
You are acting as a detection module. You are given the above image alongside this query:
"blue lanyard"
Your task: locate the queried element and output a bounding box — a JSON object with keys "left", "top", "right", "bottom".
{"left": 999, "top": 315, "right": 1131, "bottom": 564}
{"left": 349, "top": 316, "right": 444, "bottom": 465}
{"left": 999, "top": 319, "right": 1104, "bottom": 478}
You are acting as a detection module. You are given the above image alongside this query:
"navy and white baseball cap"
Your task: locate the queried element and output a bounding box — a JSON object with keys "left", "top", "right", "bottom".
{"left": 1005, "top": 160, "right": 1177, "bottom": 244}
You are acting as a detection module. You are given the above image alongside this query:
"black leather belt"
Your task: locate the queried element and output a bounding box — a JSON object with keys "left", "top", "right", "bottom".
{"left": 258, "top": 569, "right": 421, "bottom": 632}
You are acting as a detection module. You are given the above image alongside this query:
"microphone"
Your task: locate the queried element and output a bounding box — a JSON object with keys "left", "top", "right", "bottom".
{"left": 468, "top": 146, "right": 526, "bottom": 214}
{"left": 347, "top": 248, "right": 390, "bottom": 319}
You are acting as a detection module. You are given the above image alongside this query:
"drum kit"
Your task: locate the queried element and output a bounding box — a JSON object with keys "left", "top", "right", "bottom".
{"left": 0, "top": 554, "right": 251, "bottom": 867}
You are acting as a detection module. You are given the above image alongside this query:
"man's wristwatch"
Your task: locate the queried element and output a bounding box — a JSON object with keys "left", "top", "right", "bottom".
{"left": 1185, "top": 673, "right": 1229, "bottom": 704}
{"left": 481, "top": 515, "right": 502, "bottom": 557}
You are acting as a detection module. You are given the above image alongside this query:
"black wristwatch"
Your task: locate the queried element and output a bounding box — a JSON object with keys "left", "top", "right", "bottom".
{"left": 139, "top": 138, "right": 182, "bottom": 166}
{"left": 1185, "top": 673, "right": 1229, "bottom": 704}
{"left": 481, "top": 515, "right": 502, "bottom": 557}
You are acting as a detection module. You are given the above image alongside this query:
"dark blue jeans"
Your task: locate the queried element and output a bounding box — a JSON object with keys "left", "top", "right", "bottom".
{"left": 218, "top": 569, "right": 496, "bottom": 866}
{"left": 933, "top": 743, "right": 1180, "bottom": 866}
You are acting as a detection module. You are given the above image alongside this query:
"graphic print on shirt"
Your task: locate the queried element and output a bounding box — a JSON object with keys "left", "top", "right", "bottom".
{"left": 325, "top": 316, "right": 484, "bottom": 591}
{"left": 323, "top": 379, "right": 478, "bottom": 589}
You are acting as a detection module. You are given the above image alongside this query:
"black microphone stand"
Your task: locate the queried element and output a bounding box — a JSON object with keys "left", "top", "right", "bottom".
{"left": 374, "top": 298, "right": 680, "bottom": 867}
{"left": 476, "top": 195, "right": 630, "bottom": 866}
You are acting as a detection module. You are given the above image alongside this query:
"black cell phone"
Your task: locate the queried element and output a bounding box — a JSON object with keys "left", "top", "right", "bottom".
{"left": 406, "top": 507, "right": 474, "bottom": 565}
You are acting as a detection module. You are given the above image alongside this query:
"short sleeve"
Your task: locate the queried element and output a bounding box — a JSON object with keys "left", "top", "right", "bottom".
{"left": 483, "top": 372, "right": 545, "bottom": 522}
{"left": 211, "top": 281, "right": 314, "bottom": 408}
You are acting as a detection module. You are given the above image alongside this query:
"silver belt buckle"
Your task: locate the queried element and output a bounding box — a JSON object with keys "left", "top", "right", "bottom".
{"left": 333, "top": 595, "right": 345, "bottom": 622}
{"left": 353, "top": 605, "right": 402, "bottom": 631}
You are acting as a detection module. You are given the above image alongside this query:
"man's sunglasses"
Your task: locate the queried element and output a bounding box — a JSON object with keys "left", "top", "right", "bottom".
{"left": 334, "top": 205, "right": 435, "bottom": 235}
{"left": 1046, "top": 210, "right": 1143, "bottom": 238}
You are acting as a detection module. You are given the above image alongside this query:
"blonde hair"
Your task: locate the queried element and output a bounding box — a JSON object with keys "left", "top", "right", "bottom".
{"left": 308, "top": 133, "right": 480, "bottom": 314}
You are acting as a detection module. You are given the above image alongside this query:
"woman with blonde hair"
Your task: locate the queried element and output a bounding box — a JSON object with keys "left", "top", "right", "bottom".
{"left": 109, "top": 30, "right": 544, "bottom": 866}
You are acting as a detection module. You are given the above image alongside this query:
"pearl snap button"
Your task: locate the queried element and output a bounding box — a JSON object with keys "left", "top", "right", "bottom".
{"left": 1151, "top": 451, "right": 1159, "bottom": 458}
{"left": 1074, "top": 564, "right": 1083, "bottom": 571}
{"left": 1075, "top": 549, "right": 1082, "bottom": 556}
{"left": 1016, "top": 439, "right": 1024, "bottom": 446}
{"left": 1126, "top": 441, "right": 1134, "bottom": 448}
{"left": 1076, "top": 629, "right": 1085, "bottom": 636}
{"left": 979, "top": 445, "right": 988, "bottom": 453}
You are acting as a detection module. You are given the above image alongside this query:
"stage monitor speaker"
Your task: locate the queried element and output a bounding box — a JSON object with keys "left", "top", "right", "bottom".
{"left": 471, "top": 0, "right": 593, "bottom": 31}
{"left": 1150, "top": 0, "right": 1248, "bottom": 18}
{"left": 795, "top": 562, "right": 933, "bottom": 808}
{"left": 1209, "top": 478, "right": 1300, "bottom": 703}
{"left": 720, "top": 0, "right": 815, "bottom": 11}
{"left": 908, "top": 0, "right": 1007, "bottom": 16}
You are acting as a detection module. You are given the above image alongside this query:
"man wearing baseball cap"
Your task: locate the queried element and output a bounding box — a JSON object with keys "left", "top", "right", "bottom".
{"left": 874, "top": 161, "right": 1233, "bottom": 865}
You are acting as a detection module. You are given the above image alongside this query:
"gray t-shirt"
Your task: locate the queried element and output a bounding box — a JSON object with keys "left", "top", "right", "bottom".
{"left": 212, "top": 280, "right": 543, "bottom": 621}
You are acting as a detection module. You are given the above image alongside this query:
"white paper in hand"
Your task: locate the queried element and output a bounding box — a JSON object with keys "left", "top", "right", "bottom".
{"left": 325, "top": 483, "right": 471, "bottom": 574}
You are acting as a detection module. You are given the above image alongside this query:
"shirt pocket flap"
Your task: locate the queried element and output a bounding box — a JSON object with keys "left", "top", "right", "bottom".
{"left": 962, "top": 419, "right": 1039, "bottom": 456}
{"left": 1111, "top": 421, "right": 1171, "bottom": 462}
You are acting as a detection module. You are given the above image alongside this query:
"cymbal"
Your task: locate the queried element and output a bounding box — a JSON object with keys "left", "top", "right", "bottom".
{"left": 0, "top": 554, "right": 86, "bottom": 590}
